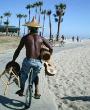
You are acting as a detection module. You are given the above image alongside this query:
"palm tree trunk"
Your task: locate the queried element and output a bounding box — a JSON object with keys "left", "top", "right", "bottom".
{"left": 29, "top": 9, "right": 30, "bottom": 21}
{"left": 6, "top": 17, "right": 9, "bottom": 36}
{"left": 24, "top": 19, "right": 26, "bottom": 35}
{"left": 42, "top": 14, "right": 45, "bottom": 36}
{"left": 0, "top": 18, "right": 3, "bottom": 25}
{"left": 1, "top": 19, "right": 3, "bottom": 25}
{"left": 49, "top": 15, "right": 52, "bottom": 40}
{"left": 38, "top": 6, "right": 41, "bottom": 23}
{"left": 18, "top": 18, "right": 21, "bottom": 36}
{"left": 35, "top": 7, "right": 37, "bottom": 19}
{"left": 38, "top": 13, "right": 40, "bottom": 23}
{"left": 56, "top": 16, "right": 61, "bottom": 41}
{"left": 6, "top": 27, "right": 8, "bottom": 36}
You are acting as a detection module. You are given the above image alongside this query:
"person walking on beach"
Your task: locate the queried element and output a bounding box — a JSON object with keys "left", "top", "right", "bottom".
{"left": 76, "top": 36, "right": 79, "bottom": 42}
{"left": 72, "top": 36, "right": 74, "bottom": 42}
{"left": 11, "top": 17, "right": 53, "bottom": 99}
{"left": 61, "top": 35, "right": 64, "bottom": 40}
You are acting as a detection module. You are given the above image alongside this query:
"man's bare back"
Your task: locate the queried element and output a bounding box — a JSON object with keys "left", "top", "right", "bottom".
{"left": 23, "top": 34, "right": 43, "bottom": 59}
{"left": 12, "top": 33, "right": 53, "bottom": 61}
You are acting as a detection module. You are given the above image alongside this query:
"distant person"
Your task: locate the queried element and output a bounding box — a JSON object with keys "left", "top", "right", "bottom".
{"left": 39, "top": 31, "right": 41, "bottom": 36}
{"left": 72, "top": 36, "right": 74, "bottom": 42}
{"left": 11, "top": 17, "right": 53, "bottom": 99}
{"left": 59, "top": 35, "right": 65, "bottom": 46}
{"left": 51, "top": 35, "right": 54, "bottom": 41}
{"left": 61, "top": 35, "right": 64, "bottom": 40}
{"left": 76, "top": 36, "right": 79, "bottom": 42}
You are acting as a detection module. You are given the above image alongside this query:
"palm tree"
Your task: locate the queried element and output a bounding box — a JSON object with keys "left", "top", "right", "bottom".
{"left": 47, "top": 10, "right": 52, "bottom": 40}
{"left": 16, "top": 14, "right": 23, "bottom": 36}
{"left": 4, "top": 11, "right": 11, "bottom": 22}
{"left": 38, "top": 1, "right": 43, "bottom": 23}
{"left": 33, "top": 2, "right": 39, "bottom": 19}
{"left": 3, "top": 11, "right": 11, "bottom": 36}
{"left": 26, "top": 4, "right": 32, "bottom": 21}
{"left": 41, "top": 9, "right": 46, "bottom": 36}
{"left": 23, "top": 14, "right": 27, "bottom": 35}
{"left": 54, "top": 3, "right": 66, "bottom": 41}
{"left": 0, "top": 16, "right": 3, "bottom": 25}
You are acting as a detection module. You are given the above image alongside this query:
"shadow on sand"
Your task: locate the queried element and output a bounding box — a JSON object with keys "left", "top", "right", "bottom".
{"left": 61, "top": 96, "right": 90, "bottom": 101}
{"left": 0, "top": 95, "right": 26, "bottom": 110}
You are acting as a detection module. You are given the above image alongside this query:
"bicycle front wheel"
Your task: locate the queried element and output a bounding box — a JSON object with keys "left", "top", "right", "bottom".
{"left": 25, "top": 85, "right": 32, "bottom": 108}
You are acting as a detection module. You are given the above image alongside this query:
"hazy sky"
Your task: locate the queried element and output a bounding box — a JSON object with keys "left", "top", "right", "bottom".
{"left": 0, "top": 0, "right": 90, "bottom": 39}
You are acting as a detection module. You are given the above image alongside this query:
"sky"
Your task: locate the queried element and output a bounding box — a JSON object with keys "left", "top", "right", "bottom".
{"left": 0, "top": 0, "right": 90, "bottom": 39}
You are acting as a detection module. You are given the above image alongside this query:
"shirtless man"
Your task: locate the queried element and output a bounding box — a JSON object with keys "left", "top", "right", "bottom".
{"left": 12, "top": 17, "right": 53, "bottom": 99}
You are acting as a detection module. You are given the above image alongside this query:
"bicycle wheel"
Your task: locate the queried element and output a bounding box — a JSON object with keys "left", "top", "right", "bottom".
{"left": 25, "top": 85, "right": 32, "bottom": 108}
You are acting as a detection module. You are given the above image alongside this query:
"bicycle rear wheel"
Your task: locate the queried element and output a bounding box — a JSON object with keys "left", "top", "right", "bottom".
{"left": 25, "top": 85, "right": 32, "bottom": 108}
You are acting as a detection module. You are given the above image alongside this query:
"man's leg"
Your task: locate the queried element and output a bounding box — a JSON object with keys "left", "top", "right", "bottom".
{"left": 34, "top": 76, "right": 41, "bottom": 99}
{"left": 16, "top": 58, "right": 29, "bottom": 96}
{"left": 32, "top": 60, "right": 42, "bottom": 99}
{"left": 34, "top": 76, "right": 39, "bottom": 95}
{"left": 16, "top": 71, "right": 28, "bottom": 96}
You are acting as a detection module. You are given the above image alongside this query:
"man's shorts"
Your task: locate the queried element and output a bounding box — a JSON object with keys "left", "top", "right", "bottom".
{"left": 20, "top": 57, "right": 42, "bottom": 88}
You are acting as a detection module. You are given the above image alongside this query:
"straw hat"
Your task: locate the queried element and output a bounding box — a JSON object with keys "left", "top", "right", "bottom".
{"left": 24, "top": 17, "right": 41, "bottom": 28}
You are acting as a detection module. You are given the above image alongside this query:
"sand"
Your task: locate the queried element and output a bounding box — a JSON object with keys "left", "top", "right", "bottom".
{"left": 0, "top": 36, "right": 58, "bottom": 110}
{"left": 47, "top": 39, "right": 90, "bottom": 110}
{"left": 0, "top": 36, "right": 90, "bottom": 110}
{"left": 0, "top": 36, "right": 20, "bottom": 53}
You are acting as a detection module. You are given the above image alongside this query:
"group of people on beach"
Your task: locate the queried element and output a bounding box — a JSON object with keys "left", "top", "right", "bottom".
{"left": 72, "top": 36, "right": 80, "bottom": 42}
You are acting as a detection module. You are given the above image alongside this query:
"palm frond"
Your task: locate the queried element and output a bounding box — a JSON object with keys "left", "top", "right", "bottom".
{"left": 47, "top": 10, "right": 52, "bottom": 15}
{"left": 55, "top": 18, "right": 58, "bottom": 22}
{"left": 53, "top": 14, "right": 57, "bottom": 17}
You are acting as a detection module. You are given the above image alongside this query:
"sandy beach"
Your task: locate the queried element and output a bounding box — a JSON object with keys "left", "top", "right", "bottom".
{"left": 0, "top": 0, "right": 90, "bottom": 109}
{"left": 48, "top": 39, "right": 90, "bottom": 110}
{"left": 0, "top": 36, "right": 20, "bottom": 54}
{"left": 0, "top": 37, "right": 90, "bottom": 110}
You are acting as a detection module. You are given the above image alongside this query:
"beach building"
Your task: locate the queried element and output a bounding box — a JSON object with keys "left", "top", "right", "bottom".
{"left": 0, "top": 25, "right": 19, "bottom": 36}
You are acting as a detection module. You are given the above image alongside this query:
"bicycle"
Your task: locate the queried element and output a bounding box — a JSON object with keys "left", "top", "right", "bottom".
{"left": 25, "top": 67, "right": 33, "bottom": 109}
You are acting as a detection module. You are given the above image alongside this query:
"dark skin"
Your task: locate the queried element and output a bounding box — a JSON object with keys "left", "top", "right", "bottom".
{"left": 13, "top": 34, "right": 53, "bottom": 61}
{"left": 12, "top": 28, "right": 53, "bottom": 95}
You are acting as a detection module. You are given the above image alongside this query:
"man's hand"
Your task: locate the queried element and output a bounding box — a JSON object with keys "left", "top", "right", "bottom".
{"left": 10, "top": 60, "right": 15, "bottom": 65}
{"left": 49, "top": 49, "right": 53, "bottom": 55}
{"left": 11, "top": 60, "right": 15, "bottom": 62}
{"left": 42, "top": 37, "right": 53, "bottom": 55}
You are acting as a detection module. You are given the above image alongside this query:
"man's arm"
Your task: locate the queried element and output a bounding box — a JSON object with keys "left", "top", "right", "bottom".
{"left": 42, "top": 37, "right": 53, "bottom": 54}
{"left": 12, "top": 37, "right": 24, "bottom": 61}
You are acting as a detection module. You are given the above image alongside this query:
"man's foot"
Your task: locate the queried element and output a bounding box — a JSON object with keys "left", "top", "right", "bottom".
{"left": 15, "top": 89, "right": 24, "bottom": 96}
{"left": 34, "top": 94, "right": 41, "bottom": 99}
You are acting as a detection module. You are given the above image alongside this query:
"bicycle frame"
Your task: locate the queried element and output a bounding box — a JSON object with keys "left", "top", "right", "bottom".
{"left": 25, "top": 67, "right": 33, "bottom": 109}
{"left": 28, "top": 68, "right": 33, "bottom": 87}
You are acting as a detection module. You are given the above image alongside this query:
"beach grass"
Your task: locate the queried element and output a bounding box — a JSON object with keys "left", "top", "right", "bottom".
{"left": 0, "top": 36, "right": 20, "bottom": 53}
{"left": 0, "top": 39, "right": 11, "bottom": 44}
